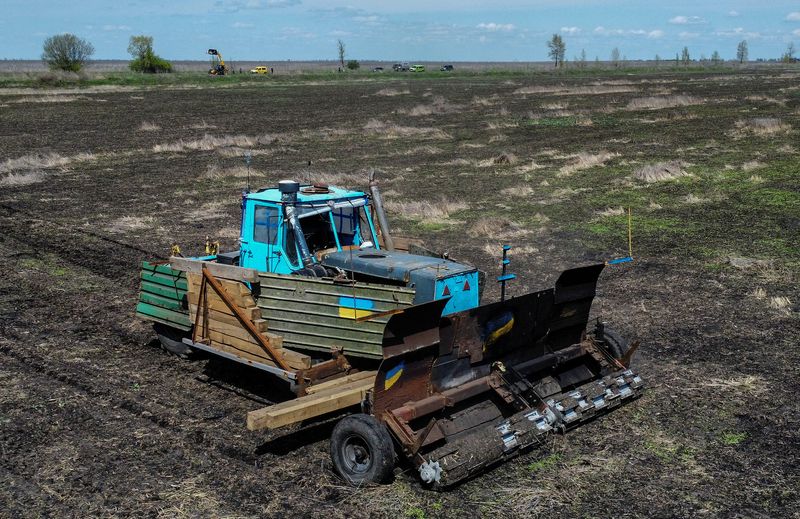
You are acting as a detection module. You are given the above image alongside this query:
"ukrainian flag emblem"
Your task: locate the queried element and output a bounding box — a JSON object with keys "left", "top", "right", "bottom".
{"left": 338, "top": 296, "right": 374, "bottom": 319}
{"left": 384, "top": 361, "right": 405, "bottom": 390}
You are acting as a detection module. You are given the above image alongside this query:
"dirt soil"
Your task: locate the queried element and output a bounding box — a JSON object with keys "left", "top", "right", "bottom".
{"left": 1, "top": 68, "right": 798, "bottom": 518}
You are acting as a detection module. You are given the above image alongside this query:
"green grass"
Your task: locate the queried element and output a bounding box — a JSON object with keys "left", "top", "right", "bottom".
{"left": 527, "top": 452, "right": 561, "bottom": 472}
{"left": 720, "top": 432, "right": 747, "bottom": 445}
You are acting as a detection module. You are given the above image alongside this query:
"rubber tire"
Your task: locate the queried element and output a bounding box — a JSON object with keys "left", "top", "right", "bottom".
{"left": 599, "top": 326, "right": 630, "bottom": 359}
{"left": 153, "top": 323, "right": 194, "bottom": 358}
{"left": 330, "top": 414, "right": 395, "bottom": 485}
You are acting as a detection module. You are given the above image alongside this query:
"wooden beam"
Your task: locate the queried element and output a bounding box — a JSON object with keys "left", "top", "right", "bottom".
{"left": 187, "top": 306, "right": 267, "bottom": 331}
{"left": 246, "top": 378, "right": 375, "bottom": 431}
{"left": 187, "top": 291, "right": 258, "bottom": 313}
{"left": 202, "top": 267, "right": 291, "bottom": 371}
{"left": 170, "top": 256, "right": 259, "bottom": 283}
{"left": 188, "top": 299, "right": 261, "bottom": 320}
{"left": 304, "top": 371, "right": 377, "bottom": 395}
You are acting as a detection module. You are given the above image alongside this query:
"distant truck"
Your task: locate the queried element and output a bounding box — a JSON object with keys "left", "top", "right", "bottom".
{"left": 392, "top": 62, "right": 409, "bottom": 71}
{"left": 440, "top": 64, "right": 454, "bottom": 72}
{"left": 249, "top": 66, "right": 270, "bottom": 75}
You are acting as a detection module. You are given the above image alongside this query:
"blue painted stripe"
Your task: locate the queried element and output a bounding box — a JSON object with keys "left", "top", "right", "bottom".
{"left": 338, "top": 296, "right": 374, "bottom": 310}
{"left": 385, "top": 360, "right": 404, "bottom": 380}
{"left": 607, "top": 256, "right": 633, "bottom": 265}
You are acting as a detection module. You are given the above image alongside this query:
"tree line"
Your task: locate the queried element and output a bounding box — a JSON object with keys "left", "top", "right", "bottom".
{"left": 546, "top": 34, "right": 796, "bottom": 67}
{"left": 41, "top": 33, "right": 172, "bottom": 73}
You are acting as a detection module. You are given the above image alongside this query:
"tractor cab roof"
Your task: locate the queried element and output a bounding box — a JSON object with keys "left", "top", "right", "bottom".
{"left": 245, "top": 184, "right": 367, "bottom": 205}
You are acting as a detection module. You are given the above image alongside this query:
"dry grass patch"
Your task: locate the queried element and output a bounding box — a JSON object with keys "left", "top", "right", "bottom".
{"left": 185, "top": 201, "right": 229, "bottom": 221}
{"left": 0, "top": 152, "right": 94, "bottom": 174}
{"left": 472, "top": 94, "right": 501, "bottom": 106}
{"left": 373, "top": 88, "right": 410, "bottom": 97}
{"left": 0, "top": 171, "right": 46, "bottom": 186}
{"left": 733, "top": 118, "right": 791, "bottom": 137}
{"left": 189, "top": 120, "right": 217, "bottom": 130}
{"left": 514, "top": 85, "right": 636, "bottom": 96}
{"left": 384, "top": 198, "right": 468, "bottom": 222}
{"left": 399, "top": 96, "right": 460, "bottom": 117}
{"left": 500, "top": 185, "right": 535, "bottom": 197}
{"left": 10, "top": 95, "right": 90, "bottom": 104}
{"left": 634, "top": 161, "right": 688, "bottom": 183}
{"left": 443, "top": 158, "right": 473, "bottom": 166}
{"left": 684, "top": 193, "right": 707, "bottom": 204}
{"left": 478, "top": 152, "right": 519, "bottom": 167}
{"left": 749, "top": 175, "right": 765, "bottom": 183}
{"left": 468, "top": 217, "right": 531, "bottom": 239}
{"left": 559, "top": 151, "right": 617, "bottom": 176}
{"left": 153, "top": 133, "right": 278, "bottom": 153}
{"left": 486, "top": 120, "right": 519, "bottom": 130}
{"left": 597, "top": 207, "right": 625, "bottom": 217}
{"left": 363, "top": 119, "right": 450, "bottom": 139}
{"left": 402, "top": 145, "right": 443, "bottom": 155}
{"left": 137, "top": 121, "right": 161, "bottom": 132}
{"left": 741, "top": 160, "right": 764, "bottom": 172}
{"left": 302, "top": 170, "right": 367, "bottom": 186}
{"left": 625, "top": 95, "right": 703, "bottom": 110}
{"left": 107, "top": 216, "right": 155, "bottom": 234}
{"left": 769, "top": 296, "right": 793, "bottom": 313}
{"left": 204, "top": 163, "right": 264, "bottom": 179}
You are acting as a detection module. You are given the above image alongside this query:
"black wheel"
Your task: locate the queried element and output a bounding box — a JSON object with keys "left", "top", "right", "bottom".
{"left": 153, "top": 323, "right": 194, "bottom": 358}
{"left": 330, "top": 414, "right": 395, "bottom": 485}
{"left": 597, "top": 325, "right": 630, "bottom": 359}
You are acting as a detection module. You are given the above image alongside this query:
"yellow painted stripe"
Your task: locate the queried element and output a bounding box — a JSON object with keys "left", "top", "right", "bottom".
{"left": 384, "top": 369, "right": 403, "bottom": 390}
{"left": 485, "top": 317, "right": 514, "bottom": 348}
{"left": 339, "top": 307, "right": 374, "bottom": 320}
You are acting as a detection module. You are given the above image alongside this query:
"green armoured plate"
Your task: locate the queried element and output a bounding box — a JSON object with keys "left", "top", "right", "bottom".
{"left": 136, "top": 261, "right": 191, "bottom": 331}
{"left": 258, "top": 272, "right": 415, "bottom": 359}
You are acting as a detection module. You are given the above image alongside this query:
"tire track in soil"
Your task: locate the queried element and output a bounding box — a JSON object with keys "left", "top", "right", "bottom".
{"left": 0, "top": 224, "right": 292, "bottom": 471}
{"left": 0, "top": 345, "right": 260, "bottom": 466}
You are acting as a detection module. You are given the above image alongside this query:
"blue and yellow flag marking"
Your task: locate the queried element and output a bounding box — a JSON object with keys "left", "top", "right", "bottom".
{"left": 384, "top": 360, "right": 405, "bottom": 390}
{"left": 338, "top": 296, "right": 375, "bottom": 319}
{"left": 483, "top": 311, "right": 515, "bottom": 350}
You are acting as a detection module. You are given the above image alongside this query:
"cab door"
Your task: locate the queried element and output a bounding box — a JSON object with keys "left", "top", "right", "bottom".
{"left": 240, "top": 202, "right": 281, "bottom": 272}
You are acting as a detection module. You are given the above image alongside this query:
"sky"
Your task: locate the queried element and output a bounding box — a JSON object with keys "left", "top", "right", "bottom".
{"left": 3, "top": 1, "right": 800, "bottom": 62}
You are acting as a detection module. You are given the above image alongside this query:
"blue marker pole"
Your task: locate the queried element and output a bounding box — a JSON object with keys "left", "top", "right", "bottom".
{"left": 497, "top": 244, "right": 516, "bottom": 302}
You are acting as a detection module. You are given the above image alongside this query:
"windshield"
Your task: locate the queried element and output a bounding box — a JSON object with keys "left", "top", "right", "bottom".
{"left": 295, "top": 198, "right": 377, "bottom": 253}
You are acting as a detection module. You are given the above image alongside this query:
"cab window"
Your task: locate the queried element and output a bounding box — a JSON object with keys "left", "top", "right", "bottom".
{"left": 253, "top": 205, "right": 279, "bottom": 244}
{"left": 332, "top": 207, "right": 359, "bottom": 245}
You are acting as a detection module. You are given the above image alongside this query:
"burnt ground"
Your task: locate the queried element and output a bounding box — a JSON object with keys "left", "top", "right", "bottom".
{"left": 0, "top": 68, "right": 798, "bottom": 518}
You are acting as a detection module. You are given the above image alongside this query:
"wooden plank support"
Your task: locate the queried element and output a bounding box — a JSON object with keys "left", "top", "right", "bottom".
{"left": 304, "top": 371, "right": 377, "bottom": 395}
{"left": 246, "top": 377, "right": 376, "bottom": 431}
{"left": 169, "top": 256, "right": 259, "bottom": 283}
{"left": 200, "top": 266, "right": 291, "bottom": 372}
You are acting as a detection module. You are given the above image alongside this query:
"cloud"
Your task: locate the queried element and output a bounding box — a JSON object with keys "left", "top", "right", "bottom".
{"left": 679, "top": 31, "right": 699, "bottom": 39}
{"left": 477, "top": 22, "right": 515, "bottom": 32}
{"left": 787, "top": 12, "right": 800, "bottom": 21}
{"left": 560, "top": 26, "right": 581, "bottom": 35}
{"left": 232, "top": 21, "right": 254, "bottom": 28}
{"left": 714, "top": 27, "right": 761, "bottom": 39}
{"left": 102, "top": 25, "right": 131, "bottom": 31}
{"left": 794, "top": 29, "right": 800, "bottom": 36}
{"left": 728, "top": 11, "right": 740, "bottom": 17}
{"left": 593, "top": 26, "right": 658, "bottom": 37}
{"left": 215, "top": 0, "right": 300, "bottom": 12}
{"left": 353, "top": 15, "right": 383, "bottom": 25}
{"left": 669, "top": 15, "right": 706, "bottom": 25}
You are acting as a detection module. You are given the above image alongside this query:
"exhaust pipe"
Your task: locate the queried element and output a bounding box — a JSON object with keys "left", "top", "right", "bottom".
{"left": 368, "top": 170, "right": 394, "bottom": 251}
{"left": 279, "top": 180, "right": 314, "bottom": 268}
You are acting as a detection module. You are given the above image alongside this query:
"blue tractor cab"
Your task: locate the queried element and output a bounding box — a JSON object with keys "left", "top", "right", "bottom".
{"left": 238, "top": 180, "right": 480, "bottom": 315}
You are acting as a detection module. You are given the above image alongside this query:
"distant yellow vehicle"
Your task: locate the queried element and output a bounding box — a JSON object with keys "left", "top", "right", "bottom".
{"left": 250, "top": 66, "right": 270, "bottom": 75}
{"left": 409, "top": 64, "right": 425, "bottom": 72}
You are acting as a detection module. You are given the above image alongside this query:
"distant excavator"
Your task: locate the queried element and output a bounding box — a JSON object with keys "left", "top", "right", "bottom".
{"left": 208, "top": 49, "right": 228, "bottom": 75}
